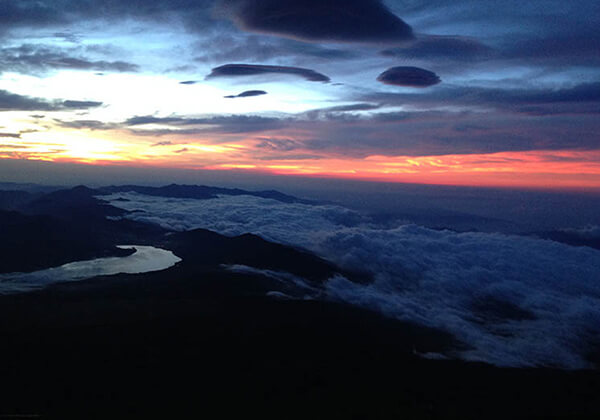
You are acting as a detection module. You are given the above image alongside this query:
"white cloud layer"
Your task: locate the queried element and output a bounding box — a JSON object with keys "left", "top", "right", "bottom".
{"left": 102, "top": 193, "right": 600, "bottom": 369}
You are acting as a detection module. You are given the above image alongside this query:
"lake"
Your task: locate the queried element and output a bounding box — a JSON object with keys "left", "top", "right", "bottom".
{"left": 0, "top": 245, "right": 181, "bottom": 294}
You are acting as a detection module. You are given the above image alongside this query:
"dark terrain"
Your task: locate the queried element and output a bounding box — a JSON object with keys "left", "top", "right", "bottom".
{"left": 1, "top": 185, "right": 599, "bottom": 419}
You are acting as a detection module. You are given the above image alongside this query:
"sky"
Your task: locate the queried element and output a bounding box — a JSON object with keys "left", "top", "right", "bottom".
{"left": 0, "top": 0, "right": 599, "bottom": 189}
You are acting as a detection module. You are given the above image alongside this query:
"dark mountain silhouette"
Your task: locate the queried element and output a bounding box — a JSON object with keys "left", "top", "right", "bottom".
{"left": 533, "top": 230, "right": 600, "bottom": 250}
{"left": 23, "top": 185, "right": 123, "bottom": 220}
{"left": 164, "top": 228, "right": 361, "bottom": 284}
{"left": 0, "top": 190, "right": 36, "bottom": 211}
{"left": 99, "top": 183, "right": 315, "bottom": 204}
{"left": 0, "top": 210, "right": 133, "bottom": 273}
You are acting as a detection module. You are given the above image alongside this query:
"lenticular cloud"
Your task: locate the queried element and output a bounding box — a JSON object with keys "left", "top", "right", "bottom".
{"left": 102, "top": 192, "right": 600, "bottom": 369}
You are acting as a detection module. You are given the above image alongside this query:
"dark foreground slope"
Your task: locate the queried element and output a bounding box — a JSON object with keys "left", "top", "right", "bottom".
{"left": 1, "top": 241, "right": 599, "bottom": 419}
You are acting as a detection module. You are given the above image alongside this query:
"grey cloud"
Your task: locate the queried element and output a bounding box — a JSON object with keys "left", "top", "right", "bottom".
{"left": 125, "top": 116, "right": 184, "bottom": 126}
{"left": 224, "top": 90, "right": 267, "bottom": 98}
{"left": 0, "top": 44, "right": 139, "bottom": 74}
{"left": 152, "top": 141, "right": 174, "bottom": 147}
{"left": 0, "top": 90, "right": 58, "bottom": 111}
{"left": 125, "top": 114, "right": 287, "bottom": 134}
{"left": 179, "top": 80, "right": 198, "bottom": 85}
{"left": 0, "top": 133, "right": 21, "bottom": 139}
{"left": 377, "top": 66, "right": 442, "bottom": 88}
{"left": 55, "top": 119, "right": 117, "bottom": 130}
{"left": 0, "top": 90, "right": 102, "bottom": 111}
{"left": 61, "top": 100, "right": 103, "bottom": 109}
{"left": 255, "top": 138, "right": 305, "bottom": 152}
{"left": 206, "top": 63, "right": 330, "bottom": 83}
{"left": 303, "top": 103, "right": 381, "bottom": 120}
{"left": 222, "top": 0, "right": 413, "bottom": 43}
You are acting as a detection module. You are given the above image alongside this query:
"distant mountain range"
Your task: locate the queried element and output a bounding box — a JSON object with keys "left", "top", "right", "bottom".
{"left": 0, "top": 184, "right": 345, "bottom": 281}
{"left": 0, "top": 183, "right": 314, "bottom": 214}
{"left": 2, "top": 182, "right": 599, "bottom": 276}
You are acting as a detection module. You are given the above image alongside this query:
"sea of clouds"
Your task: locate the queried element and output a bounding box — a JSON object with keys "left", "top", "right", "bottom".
{"left": 102, "top": 192, "right": 600, "bottom": 369}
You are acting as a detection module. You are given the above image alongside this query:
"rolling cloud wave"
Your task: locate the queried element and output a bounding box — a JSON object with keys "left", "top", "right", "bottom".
{"left": 102, "top": 192, "right": 600, "bottom": 369}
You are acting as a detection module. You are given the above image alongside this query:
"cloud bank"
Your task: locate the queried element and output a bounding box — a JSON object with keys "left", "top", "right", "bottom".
{"left": 0, "top": 90, "right": 102, "bottom": 111}
{"left": 103, "top": 192, "right": 600, "bottom": 369}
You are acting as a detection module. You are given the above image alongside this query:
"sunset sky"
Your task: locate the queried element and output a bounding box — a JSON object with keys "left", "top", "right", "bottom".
{"left": 1, "top": 0, "right": 599, "bottom": 189}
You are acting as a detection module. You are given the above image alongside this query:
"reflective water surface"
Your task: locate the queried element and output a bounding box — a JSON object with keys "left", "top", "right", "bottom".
{"left": 0, "top": 245, "right": 181, "bottom": 294}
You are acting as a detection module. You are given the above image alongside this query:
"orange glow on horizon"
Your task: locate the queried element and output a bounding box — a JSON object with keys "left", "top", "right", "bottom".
{"left": 2, "top": 128, "right": 600, "bottom": 190}
{"left": 203, "top": 150, "right": 600, "bottom": 189}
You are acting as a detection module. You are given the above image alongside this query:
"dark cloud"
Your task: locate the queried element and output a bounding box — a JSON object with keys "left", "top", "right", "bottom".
{"left": 206, "top": 64, "right": 330, "bottom": 83}
{"left": 179, "top": 80, "right": 198, "bottom": 85}
{"left": 381, "top": 35, "right": 492, "bottom": 61}
{"left": 222, "top": 0, "right": 413, "bottom": 43}
{"left": 377, "top": 66, "right": 441, "bottom": 88}
{"left": 0, "top": 44, "right": 138, "bottom": 74}
{"left": 174, "top": 148, "right": 189, "bottom": 153}
{"left": 0, "top": 90, "right": 102, "bottom": 111}
{"left": 224, "top": 90, "right": 267, "bottom": 98}
{"left": 152, "top": 141, "right": 174, "bottom": 147}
